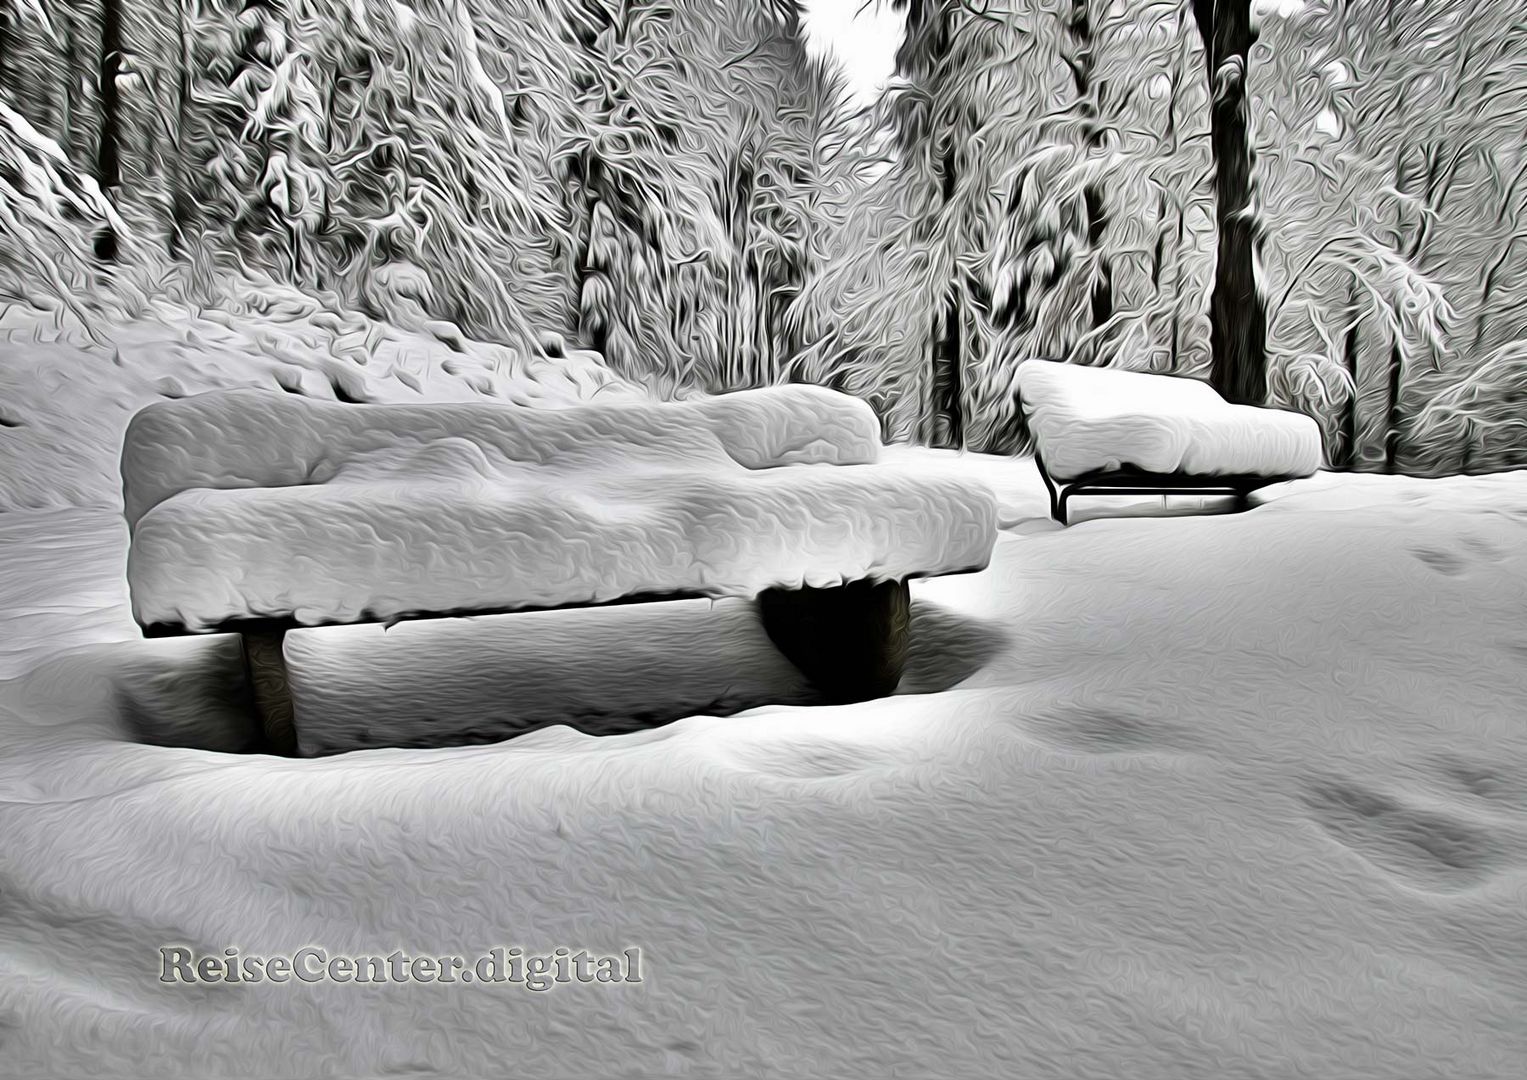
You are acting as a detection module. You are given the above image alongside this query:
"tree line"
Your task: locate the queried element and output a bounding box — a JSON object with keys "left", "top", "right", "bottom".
{"left": 794, "top": 0, "right": 1527, "bottom": 473}
{"left": 3, "top": 0, "right": 1525, "bottom": 476}
{"left": 0, "top": 0, "right": 839, "bottom": 394}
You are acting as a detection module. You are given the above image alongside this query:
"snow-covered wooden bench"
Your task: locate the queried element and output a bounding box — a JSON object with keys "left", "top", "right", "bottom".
{"left": 1015, "top": 359, "right": 1323, "bottom": 525}
{"left": 121, "top": 387, "right": 999, "bottom": 752}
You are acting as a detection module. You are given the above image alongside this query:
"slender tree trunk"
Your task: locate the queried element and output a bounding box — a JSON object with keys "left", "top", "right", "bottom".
{"left": 1342, "top": 277, "right": 1362, "bottom": 469}
{"left": 35, "top": 16, "right": 62, "bottom": 136}
{"left": 931, "top": 291, "right": 964, "bottom": 449}
{"left": 95, "top": 0, "right": 124, "bottom": 261}
{"left": 1151, "top": 192, "right": 1165, "bottom": 290}
{"left": 1064, "top": 0, "right": 1113, "bottom": 353}
{"left": 0, "top": 4, "right": 13, "bottom": 106}
{"left": 60, "top": 5, "right": 81, "bottom": 162}
{"left": 1192, "top": 0, "right": 1267, "bottom": 405}
{"left": 317, "top": 65, "right": 341, "bottom": 291}
{"left": 929, "top": 144, "right": 963, "bottom": 447}
{"left": 1383, "top": 333, "right": 1403, "bottom": 472}
{"left": 1406, "top": 144, "right": 1442, "bottom": 264}
{"left": 900, "top": 1, "right": 964, "bottom": 447}
{"left": 1170, "top": 202, "right": 1186, "bottom": 370}
{"left": 169, "top": 0, "right": 196, "bottom": 260}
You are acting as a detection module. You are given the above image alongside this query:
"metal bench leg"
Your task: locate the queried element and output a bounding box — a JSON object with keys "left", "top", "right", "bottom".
{"left": 757, "top": 578, "right": 911, "bottom": 703}
{"left": 242, "top": 628, "right": 296, "bottom": 755}
{"left": 1034, "top": 452, "right": 1067, "bottom": 524}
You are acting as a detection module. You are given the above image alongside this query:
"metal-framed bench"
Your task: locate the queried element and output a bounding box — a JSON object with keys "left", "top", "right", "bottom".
{"left": 122, "top": 386, "right": 998, "bottom": 753}
{"left": 1016, "top": 360, "right": 1323, "bottom": 526}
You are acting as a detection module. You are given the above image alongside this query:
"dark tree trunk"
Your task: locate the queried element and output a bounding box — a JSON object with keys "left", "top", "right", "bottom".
{"left": 1170, "top": 202, "right": 1186, "bottom": 370}
{"left": 95, "top": 0, "right": 124, "bottom": 261}
{"left": 0, "top": 3, "right": 16, "bottom": 107}
{"left": 1065, "top": 0, "right": 1113, "bottom": 347}
{"left": 899, "top": 0, "right": 965, "bottom": 447}
{"left": 1383, "top": 335, "right": 1403, "bottom": 472}
{"left": 1086, "top": 185, "right": 1114, "bottom": 332}
{"left": 930, "top": 292, "right": 964, "bottom": 449}
{"left": 929, "top": 143, "right": 963, "bottom": 448}
{"left": 1342, "top": 277, "right": 1362, "bottom": 469}
{"left": 1151, "top": 191, "right": 1167, "bottom": 290}
{"left": 1192, "top": 0, "right": 1267, "bottom": 405}
{"left": 61, "top": 5, "right": 89, "bottom": 165}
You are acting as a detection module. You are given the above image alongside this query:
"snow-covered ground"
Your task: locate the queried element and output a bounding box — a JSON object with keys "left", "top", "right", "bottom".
{"left": 3, "top": 318, "right": 1527, "bottom": 1077}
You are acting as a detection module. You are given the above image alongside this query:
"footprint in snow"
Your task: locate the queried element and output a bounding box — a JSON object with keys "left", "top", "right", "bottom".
{"left": 1459, "top": 534, "right": 1505, "bottom": 561}
{"left": 1019, "top": 705, "right": 1182, "bottom": 756}
{"left": 726, "top": 737, "right": 894, "bottom": 781}
{"left": 1303, "top": 778, "right": 1507, "bottom": 893}
{"left": 1434, "top": 755, "right": 1527, "bottom": 814}
{"left": 1409, "top": 545, "right": 1469, "bottom": 576}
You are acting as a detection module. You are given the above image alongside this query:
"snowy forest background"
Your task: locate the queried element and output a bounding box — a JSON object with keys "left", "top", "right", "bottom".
{"left": 2, "top": 0, "right": 1526, "bottom": 475}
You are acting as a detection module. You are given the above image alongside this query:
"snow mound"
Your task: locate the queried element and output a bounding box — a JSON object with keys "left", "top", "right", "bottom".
{"left": 1017, "top": 359, "right": 1324, "bottom": 480}
{"left": 0, "top": 302, "right": 646, "bottom": 512}
{"left": 123, "top": 388, "right": 998, "bottom": 630}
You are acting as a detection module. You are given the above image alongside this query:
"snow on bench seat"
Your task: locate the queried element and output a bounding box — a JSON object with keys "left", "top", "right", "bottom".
{"left": 1015, "top": 359, "right": 1323, "bottom": 482}
{"left": 122, "top": 387, "right": 999, "bottom": 632}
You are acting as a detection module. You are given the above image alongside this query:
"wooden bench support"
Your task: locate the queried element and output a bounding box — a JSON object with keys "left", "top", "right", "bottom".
{"left": 241, "top": 626, "right": 296, "bottom": 756}
{"left": 151, "top": 578, "right": 915, "bottom": 751}
{"left": 757, "top": 577, "right": 911, "bottom": 704}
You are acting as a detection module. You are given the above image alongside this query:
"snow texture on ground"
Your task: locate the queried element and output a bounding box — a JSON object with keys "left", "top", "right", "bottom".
{"left": 1017, "top": 358, "right": 1325, "bottom": 480}
{"left": 3, "top": 333, "right": 1527, "bottom": 1077}
{"left": 122, "top": 387, "right": 995, "bottom": 630}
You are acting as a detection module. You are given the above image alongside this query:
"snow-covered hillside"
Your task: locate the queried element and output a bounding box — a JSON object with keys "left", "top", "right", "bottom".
{"left": 3, "top": 321, "right": 1527, "bottom": 1077}
{"left": 0, "top": 298, "right": 642, "bottom": 513}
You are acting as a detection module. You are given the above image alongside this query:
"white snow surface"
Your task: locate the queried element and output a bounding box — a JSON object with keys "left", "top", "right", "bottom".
{"left": 4, "top": 327, "right": 1527, "bottom": 1077}
{"left": 122, "top": 388, "right": 997, "bottom": 629}
{"left": 1017, "top": 359, "right": 1325, "bottom": 480}
{"left": 4, "top": 465, "right": 1527, "bottom": 1077}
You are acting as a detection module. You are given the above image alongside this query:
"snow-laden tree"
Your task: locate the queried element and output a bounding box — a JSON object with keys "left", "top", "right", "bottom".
{"left": 562, "top": 0, "right": 841, "bottom": 393}
{"left": 1255, "top": 0, "right": 1527, "bottom": 473}
{"left": 4, "top": 0, "right": 1527, "bottom": 478}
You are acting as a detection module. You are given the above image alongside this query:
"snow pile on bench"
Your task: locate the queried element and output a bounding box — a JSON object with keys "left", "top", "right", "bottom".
{"left": 123, "top": 387, "right": 999, "bottom": 631}
{"left": 1016, "top": 360, "right": 1323, "bottom": 481}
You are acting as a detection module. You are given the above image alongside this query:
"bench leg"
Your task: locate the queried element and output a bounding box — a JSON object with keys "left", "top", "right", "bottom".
{"left": 242, "top": 628, "right": 296, "bottom": 755}
{"left": 1034, "top": 453, "right": 1068, "bottom": 524}
{"left": 757, "top": 578, "right": 911, "bottom": 704}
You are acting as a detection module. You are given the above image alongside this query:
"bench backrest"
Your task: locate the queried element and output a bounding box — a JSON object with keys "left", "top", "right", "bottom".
{"left": 121, "top": 385, "right": 882, "bottom": 528}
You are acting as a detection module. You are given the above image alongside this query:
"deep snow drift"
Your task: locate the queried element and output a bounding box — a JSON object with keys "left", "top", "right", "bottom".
{"left": 3, "top": 326, "right": 1527, "bottom": 1078}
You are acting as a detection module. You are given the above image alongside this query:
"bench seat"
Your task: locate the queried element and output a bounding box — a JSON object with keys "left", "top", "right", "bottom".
{"left": 1014, "top": 360, "right": 1323, "bottom": 523}
{"left": 129, "top": 459, "right": 997, "bottom": 632}
{"left": 124, "top": 387, "right": 996, "bottom": 631}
